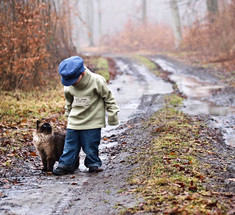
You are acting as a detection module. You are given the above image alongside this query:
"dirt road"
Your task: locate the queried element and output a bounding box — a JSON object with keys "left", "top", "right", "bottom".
{"left": 0, "top": 55, "right": 234, "bottom": 215}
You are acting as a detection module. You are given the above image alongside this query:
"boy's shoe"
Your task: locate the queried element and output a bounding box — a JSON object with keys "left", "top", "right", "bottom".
{"left": 52, "top": 166, "right": 74, "bottom": 176}
{"left": 89, "top": 166, "right": 103, "bottom": 173}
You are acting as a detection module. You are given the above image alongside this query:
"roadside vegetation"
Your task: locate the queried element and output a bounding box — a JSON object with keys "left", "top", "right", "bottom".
{"left": 104, "top": 22, "right": 174, "bottom": 53}
{"left": 0, "top": 84, "right": 66, "bottom": 170}
{"left": 88, "top": 57, "right": 110, "bottom": 81}
{"left": 0, "top": 0, "right": 76, "bottom": 91}
{"left": 133, "top": 55, "right": 160, "bottom": 76}
{"left": 122, "top": 94, "right": 234, "bottom": 214}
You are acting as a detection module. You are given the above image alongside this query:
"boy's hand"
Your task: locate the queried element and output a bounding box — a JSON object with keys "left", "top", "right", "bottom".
{"left": 108, "top": 115, "right": 119, "bottom": 126}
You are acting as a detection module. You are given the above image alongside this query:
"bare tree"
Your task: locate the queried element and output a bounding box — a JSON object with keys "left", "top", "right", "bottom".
{"left": 142, "top": 0, "right": 147, "bottom": 25}
{"left": 86, "top": 0, "right": 94, "bottom": 46}
{"left": 169, "top": 0, "right": 182, "bottom": 49}
{"left": 206, "top": 0, "right": 219, "bottom": 15}
{"left": 97, "top": 0, "right": 103, "bottom": 43}
{"left": 206, "top": 0, "right": 219, "bottom": 23}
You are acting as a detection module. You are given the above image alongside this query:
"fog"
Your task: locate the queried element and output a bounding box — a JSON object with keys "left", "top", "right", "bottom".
{"left": 70, "top": 0, "right": 207, "bottom": 49}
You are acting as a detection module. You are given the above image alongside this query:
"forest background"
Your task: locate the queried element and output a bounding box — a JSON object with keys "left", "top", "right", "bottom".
{"left": 0, "top": 0, "right": 235, "bottom": 91}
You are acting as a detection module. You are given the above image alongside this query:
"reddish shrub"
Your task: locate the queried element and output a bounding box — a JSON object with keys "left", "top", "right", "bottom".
{"left": 103, "top": 21, "right": 174, "bottom": 53}
{"left": 0, "top": 0, "right": 75, "bottom": 91}
{"left": 181, "top": 1, "right": 235, "bottom": 70}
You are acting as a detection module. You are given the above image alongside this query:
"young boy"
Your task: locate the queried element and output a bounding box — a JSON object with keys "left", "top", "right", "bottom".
{"left": 53, "top": 56, "right": 119, "bottom": 175}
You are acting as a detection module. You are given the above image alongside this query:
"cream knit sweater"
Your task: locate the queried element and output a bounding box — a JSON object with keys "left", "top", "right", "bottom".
{"left": 64, "top": 68, "right": 119, "bottom": 130}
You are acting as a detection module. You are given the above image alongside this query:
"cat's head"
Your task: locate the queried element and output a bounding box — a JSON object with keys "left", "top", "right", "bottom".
{"left": 36, "top": 120, "right": 52, "bottom": 135}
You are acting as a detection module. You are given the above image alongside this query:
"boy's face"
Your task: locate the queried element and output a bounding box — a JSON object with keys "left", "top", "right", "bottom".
{"left": 73, "top": 72, "right": 85, "bottom": 86}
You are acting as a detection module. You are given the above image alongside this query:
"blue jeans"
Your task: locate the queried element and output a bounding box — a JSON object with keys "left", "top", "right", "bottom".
{"left": 58, "top": 128, "right": 102, "bottom": 170}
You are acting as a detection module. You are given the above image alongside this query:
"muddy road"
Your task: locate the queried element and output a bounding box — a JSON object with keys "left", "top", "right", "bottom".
{"left": 0, "top": 55, "right": 235, "bottom": 215}
{"left": 152, "top": 56, "right": 235, "bottom": 147}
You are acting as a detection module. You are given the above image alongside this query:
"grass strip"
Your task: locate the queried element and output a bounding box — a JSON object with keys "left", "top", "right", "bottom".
{"left": 90, "top": 57, "right": 110, "bottom": 81}
{"left": 134, "top": 55, "right": 160, "bottom": 76}
{"left": 122, "top": 94, "right": 232, "bottom": 214}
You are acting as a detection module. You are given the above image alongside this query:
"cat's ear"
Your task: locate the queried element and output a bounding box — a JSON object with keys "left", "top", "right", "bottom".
{"left": 36, "top": 120, "right": 41, "bottom": 130}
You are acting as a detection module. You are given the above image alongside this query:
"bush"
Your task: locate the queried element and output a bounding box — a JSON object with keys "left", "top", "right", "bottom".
{"left": 181, "top": 1, "right": 235, "bottom": 70}
{"left": 104, "top": 21, "right": 174, "bottom": 53}
{"left": 0, "top": 0, "right": 75, "bottom": 91}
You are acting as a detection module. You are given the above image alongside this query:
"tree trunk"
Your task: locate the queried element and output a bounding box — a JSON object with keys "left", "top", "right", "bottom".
{"left": 206, "top": 0, "right": 219, "bottom": 23}
{"left": 97, "top": 0, "right": 102, "bottom": 44}
{"left": 206, "top": 0, "right": 219, "bottom": 15}
{"left": 169, "top": 0, "right": 182, "bottom": 49}
{"left": 142, "top": 0, "right": 147, "bottom": 25}
{"left": 86, "top": 0, "right": 94, "bottom": 47}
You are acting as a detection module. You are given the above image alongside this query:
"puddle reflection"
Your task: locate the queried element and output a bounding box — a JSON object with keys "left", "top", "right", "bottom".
{"left": 153, "top": 57, "right": 235, "bottom": 147}
{"left": 170, "top": 74, "right": 225, "bottom": 98}
{"left": 182, "top": 99, "right": 235, "bottom": 116}
{"left": 101, "top": 58, "right": 173, "bottom": 139}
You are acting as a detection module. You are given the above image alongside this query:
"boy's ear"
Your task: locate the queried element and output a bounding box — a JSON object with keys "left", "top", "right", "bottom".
{"left": 36, "top": 120, "right": 41, "bottom": 130}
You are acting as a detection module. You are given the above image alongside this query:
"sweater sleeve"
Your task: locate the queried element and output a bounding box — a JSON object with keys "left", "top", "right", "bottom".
{"left": 64, "top": 88, "right": 74, "bottom": 118}
{"left": 97, "top": 77, "right": 119, "bottom": 126}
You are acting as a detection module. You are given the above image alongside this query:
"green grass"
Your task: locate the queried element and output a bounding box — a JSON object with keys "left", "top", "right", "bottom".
{"left": 0, "top": 84, "right": 65, "bottom": 126}
{"left": 134, "top": 55, "right": 160, "bottom": 76}
{"left": 91, "top": 57, "right": 110, "bottom": 81}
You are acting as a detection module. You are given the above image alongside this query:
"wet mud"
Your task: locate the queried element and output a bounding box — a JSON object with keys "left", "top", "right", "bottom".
{"left": 152, "top": 55, "right": 235, "bottom": 193}
{"left": 152, "top": 55, "right": 235, "bottom": 147}
{"left": 1, "top": 55, "right": 235, "bottom": 214}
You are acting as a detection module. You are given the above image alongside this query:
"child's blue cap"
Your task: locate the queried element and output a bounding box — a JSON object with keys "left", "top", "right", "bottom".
{"left": 59, "top": 56, "right": 85, "bottom": 86}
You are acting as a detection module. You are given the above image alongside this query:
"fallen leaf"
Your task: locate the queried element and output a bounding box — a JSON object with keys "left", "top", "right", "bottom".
{"left": 206, "top": 201, "right": 217, "bottom": 208}
{"left": 155, "top": 127, "right": 162, "bottom": 132}
{"left": 164, "top": 207, "right": 180, "bottom": 214}
{"left": 71, "top": 182, "right": 78, "bottom": 185}
{"left": 2, "top": 179, "right": 10, "bottom": 183}
{"left": 196, "top": 174, "right": 204, "bottom": 180}
{"left": 173, "top": 164, "right": 185, "bottom": 171}
{"left": 176, "top": 182, "right": 186, "bottom": 188}
{"left": 30, "top": 152, "right": 37, "bottom": 156}
{"left": 0, "top": 192, "right": 5, "bottom": 197}
{"left": 21, "top": 118, "right": 27, "bottom": 123}
{"left": 185, "top": 196, "right": 193, "bottom": 200}
{"left": 188, "top": 186, "right": 198, "bottom": 192}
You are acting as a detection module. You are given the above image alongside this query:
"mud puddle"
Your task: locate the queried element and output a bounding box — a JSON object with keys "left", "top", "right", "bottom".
{"left": 101, "top": 57, "right": 173, "bottom": 141}
{"left": 182, "top": 99, "right": 235, "bottom": 116}
{"left": 107, "top": 58, "right": 173, "bottom": 123}
{"left": 0, "top": 176, "right": 87, "bottom": 215}
{"left": 152, "top": 57, "right": 235, "bottom": 147}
